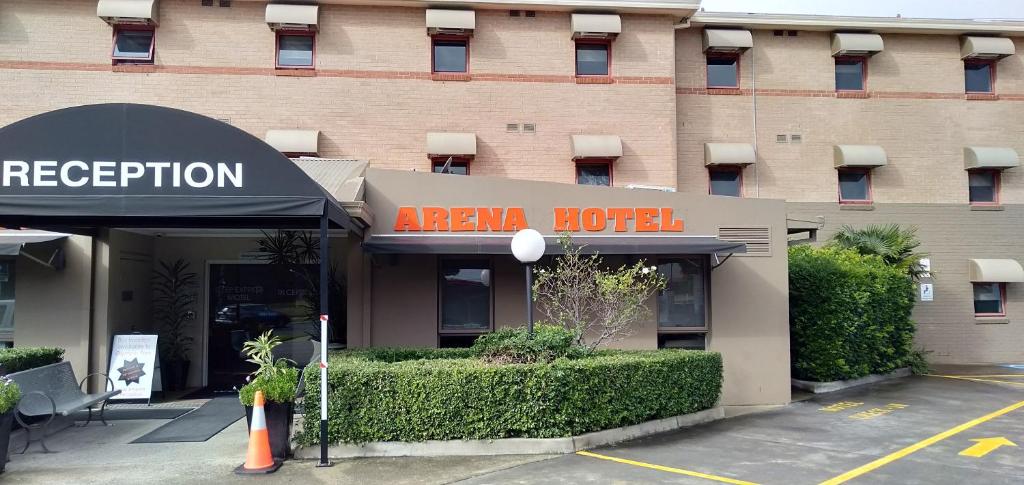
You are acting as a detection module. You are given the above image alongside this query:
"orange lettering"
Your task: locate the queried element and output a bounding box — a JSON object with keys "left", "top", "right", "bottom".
{"left": 581, "top": 208, "right": 606, "bottom": 231}
{"left": 503, "top": 207, "right": 528, "bottom": 231}
{"left": 635, "top": 208, "right": 658, "bottom": 232}
{"left": 660, "top": 208, "right": 683, "bottom": 232}
{"left": 606, "top": 208, "right": 635, "bottom": 232}
{"left": 394, "top": 207, "right": 422, "bottom": 231}
{"left": 553, "top": 207, "right": 580, "bottom": 232}
{"left": 476, "top": 208, "right": 503, "bottom": 231}
{"left": 422, "top": 207, "right": 449, "bottom": 231}
{"left": 451, "top": 207, "right": 474, "bottom": 231}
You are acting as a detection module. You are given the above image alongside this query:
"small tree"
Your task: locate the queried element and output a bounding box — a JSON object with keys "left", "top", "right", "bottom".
{"left": 532, "top": 235, "right": 666, "bottom": 350}
{"left": 830, "top": 224, "right": 927, "bottom": 281}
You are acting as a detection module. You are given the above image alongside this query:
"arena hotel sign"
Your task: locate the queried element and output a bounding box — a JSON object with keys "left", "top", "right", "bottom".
{"left": 393, "top": 207, "right": 685, "bottom": 232}
{"left": 1, "top": 160, "right": 244, "bottom": 189}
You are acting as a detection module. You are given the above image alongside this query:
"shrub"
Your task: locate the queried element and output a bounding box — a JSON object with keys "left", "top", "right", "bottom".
{"left": 789, "top": 245, "right": 916, "bottom": 382}
{"left": 471, "top": 324, "right": 586, "bottom": 363}
{"left": 0, "top": 376, "right": 20, "bottom": 414}
{"left": 297, "top": 349, "right": 722, "bottom": 445}
{"left": 239, "top": 367, "right": 300, "bottom": 406}
{"left": 0, "top": 347, "right": 64, "bottom": 374}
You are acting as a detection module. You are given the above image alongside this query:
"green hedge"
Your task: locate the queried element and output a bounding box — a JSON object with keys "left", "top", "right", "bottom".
{"left": 789, "top": 245, "right": 916, "bottom": 382}
{"left": 0, "top": 347, "right": 65, "bottom": 374}
{"left": 297, "top": 349, "right": 722, "bottom": 445}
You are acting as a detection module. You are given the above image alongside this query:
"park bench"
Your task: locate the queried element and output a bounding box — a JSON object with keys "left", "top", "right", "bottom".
{"left": 7, "top": 361, "right": 121, "bottom": 453}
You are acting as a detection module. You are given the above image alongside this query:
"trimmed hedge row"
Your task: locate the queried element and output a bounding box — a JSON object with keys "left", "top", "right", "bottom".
{"left": 0, "top": 347, "right": 64, "bottom": 374}
{"left": 298, "top": 349, "right": 722, "bottom": 445}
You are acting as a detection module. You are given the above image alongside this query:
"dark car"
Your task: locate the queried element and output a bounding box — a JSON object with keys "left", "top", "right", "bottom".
{"left": 214, "top": 303, "right": 290, "bottom": 328}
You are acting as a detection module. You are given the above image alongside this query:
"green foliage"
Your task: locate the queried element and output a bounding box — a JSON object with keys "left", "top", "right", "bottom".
{"left": 297, "top": 349, "right": 722, "bottom": 445}
{"left": 789, "top": 245, "right": 917, "bottom": 382}
{"left": 239, "top": 367, "right": 300, "bottom": 405}
{"left": 153, "top": 259, "right": 198, "bottom": 362}
{"left": 242, "top": 331, "right": 296, "bottom": 379}
{"left": 471, "top": 324, "right": 586, "bottom": 363}
{"left": 0, "top": 347, "right": 64, "bottom": 374}
{"left": 906, "top": 348, "right": 932, "bottom": 375}
{"left": 830, "top": 224, "right": 927, "bottom": 280}
{"left": 338, "top": 347, "right": 476, "bottom": 362}
{"left": 0, "top": 376, "right": 21, "bottom": 414}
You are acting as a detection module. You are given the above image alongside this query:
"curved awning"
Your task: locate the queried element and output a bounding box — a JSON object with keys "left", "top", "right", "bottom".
{"left": 427, "top": 132, "right": 477, "bottom": 157}
{"left": 571, "top": 135, "right": 623, "bottom": 160}
{"left": 834, "top": 145, "right": 887, "bottom": 168}
{"left": 961, "top": 36, "right": 1015, "bottom": 59}
{"left": 964, "top": 147, "right": 1020, "bottom": 170}
{"left": 266, "top": 3, "right": 319, "bottom": 31}
{"left": 703, "top": 29, "right": 753, "bottom": 53}
{"left": 266, "top": 129, "right": 320, "bottom": 155}
{"left": 97, "top": 0, "right": 158, "bottom": 25}
{"left": 831, "top": 33, "right": 884, "bottom": 57}
{"left": 571, "top": 14, "right": 621, "bottom": 39}
{"left": 970, "top": 259, "right": 1024, "bottom": 283}
{"left": 705, "top": 143, "right": 755, "bottom": 166}
{"left": 0, "top": 103, "right": 355, "bottom": 233}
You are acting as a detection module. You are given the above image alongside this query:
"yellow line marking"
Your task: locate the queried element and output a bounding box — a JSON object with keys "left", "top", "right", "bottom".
{"left": 928, "top": 374, "right": 1024, "bottom": 387}
{"left": 936, "top": 374, "right": 1024, "bottom": 379}
{"left": 575, "top": 450, "right": 760, "bottom": 485}
{"left": 818, "top": 399, "right": 1024, "bottom": 485}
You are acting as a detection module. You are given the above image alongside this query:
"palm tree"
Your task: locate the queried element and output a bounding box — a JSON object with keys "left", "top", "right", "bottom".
{"left": 830, "top": 224, "right": 928, "bottom": 281}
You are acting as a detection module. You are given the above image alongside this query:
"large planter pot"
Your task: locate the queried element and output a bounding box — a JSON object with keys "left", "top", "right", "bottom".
{"left": 162, "top": 359, "right": 191, "bottom": 392}
{"left": 245, "top": 401, "right": 293, "bottom": 461}
{"left": 0, "top": 409, "right": 14, "bottom": 473}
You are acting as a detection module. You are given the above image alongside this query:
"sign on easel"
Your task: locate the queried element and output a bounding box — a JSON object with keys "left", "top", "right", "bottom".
{"left": 108, "top": 334, "right": 160, "bottom": 401}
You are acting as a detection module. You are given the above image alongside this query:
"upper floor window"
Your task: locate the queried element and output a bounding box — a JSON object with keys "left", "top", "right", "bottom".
{"left": 973, "top": 282, "right": 1005, "bottom": 316}
{"left": 968, "top": 170, "right": 1000, "bottom": 205}
{"left": 835, "top": 57, "right": 865, "bottom": 91}
{"left": 709, "top": 166, "right": 742, "bottom": 197}
{"left": 838, "top": 168, "right": 872, "bottom": 204}
{"left": 576, "top": 160, "right": 612, "bottom": 186}
{"left": 706, "top": 55, "right": 739, "bottom": 88}
{"left": 965, "top": 61, "right": 994, "bottom": 93}
{"left": 112, "top": 28, "right": 155, "bottom": 64}
{"left": 575, "top": 41, "right": 610, "bottom": 76}
{"left": 432, "top": 37, "right": 469, "bottom": 73}
{"left": 276, "top": 32, "right": 315, "bottom": 69}
{"left": 432, "top": 157, "right": 470, "bottom": 175}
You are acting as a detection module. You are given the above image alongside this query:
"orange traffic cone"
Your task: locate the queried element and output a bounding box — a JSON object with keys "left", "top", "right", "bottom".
{"left": 234, "top": 390, "right": 282, "bottom": 474}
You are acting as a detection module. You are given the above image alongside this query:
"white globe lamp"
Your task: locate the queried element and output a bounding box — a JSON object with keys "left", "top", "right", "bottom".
{"left": 510, "top": 229, "right": 546, "bottom": 335}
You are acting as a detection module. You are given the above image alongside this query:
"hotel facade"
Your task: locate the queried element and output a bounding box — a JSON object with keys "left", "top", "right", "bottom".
{"left": 0, "top": 0, "right": 1021, "bottom": 409}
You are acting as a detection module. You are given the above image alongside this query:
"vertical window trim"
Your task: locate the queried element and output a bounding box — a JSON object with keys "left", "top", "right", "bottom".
{"left": 275, "top": 30, "right": 316, "bottom": 70}
{"left": 974, "top": 282, "right": 1007, "bottom": 317}
{"left": 968, "top": 169, "right": 1001, "bottom": 206}
{"left": 964, "top": 59, "right": 996, "bottom": 94}
{"left": 574, "top": 39, "right": 612, "bottom": 77}
{"left": 574, "top": 158, "right": 614, "bottom": 186}
{"left": 705, "top": 53, "right": 740, "bottom": 89}
{"left": 707, "top": 165, "right": 744, "bottom": 197}
{"left": 656, "top": 255, "right": 712, "bottom": 333}
{"left": 431, "top": 34, "right": 471, "bottom": 74}
{"left": 111, "top": 26, "right": 156, "bottom": 64}
{"left": 837, "top": 168, "right": 873, "bottom": 204}
{"left": 437, "top": 256, "right": 495, "bottom": 336}
{"left": 834, "top": 56, "right": 867, "bottom": 92}
{"left": 431, "top": 156, "right": 472, "bottom": 175}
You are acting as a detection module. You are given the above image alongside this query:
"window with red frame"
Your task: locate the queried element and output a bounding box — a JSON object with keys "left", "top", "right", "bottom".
{"left": 835, "top": 57, "right": 865, "bottom": 91}
{"left": 276, "top": 32, "right": 315, "bottom": 69}
{"left": 575, "top": 41, "right": 610, "bottom": 76}
{"left": 706, "top": 55, "right": 739, "bottom": 88}
{"left": 576, "top": 161, "right": 612, "bottom": 186}
{"left": 431, "top": 157, "right": 470, "bottom": 175}
{"left": 973, "top": 282, "right": 1006, "bottom": 316}
{"left": 838, "top": 169, "right": 872, "bottom": 203}
{"left": 965, "top": 60, "right": 994, "bottom": 93}
{"left": 432, "top": 37, "right": 469, "bottom": 73}
{"left": 112, "top": 28, "right": 155, "bottom": 64}
{"left": 708, "top": 166, "right": 742, "bottom": 197}
{"left": 968, "top": 170, "right": 1000, "bottom": 205}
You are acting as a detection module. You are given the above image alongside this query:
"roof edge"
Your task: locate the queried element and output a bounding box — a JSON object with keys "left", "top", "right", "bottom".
{"left": 236, "top": 0, "right": 699, "bottom": 15}
{"left": 690, "top": 12, "right": 1024, "bottom": 35}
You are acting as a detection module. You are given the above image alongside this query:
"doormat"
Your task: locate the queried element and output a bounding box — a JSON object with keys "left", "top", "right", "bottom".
{"left": 72, "top": 407, "right": 194, "bottom": 421}
{"left": 131, "top": 396, "right": 244, "bottom": 443}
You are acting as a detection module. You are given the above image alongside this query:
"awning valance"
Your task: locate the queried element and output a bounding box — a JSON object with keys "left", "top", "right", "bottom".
{"left": 970, "top": 259, "right": 1024, "bottom": 283}
{"left": 266, "top": 129, "right": 319, "bottom": 155}
{"left": 427, "top": 133, "right": 477, "bottom": 157}
{"left": 0, "top": 230, "right": 69, "bottom": 256}
{"left": 571, "top": 14, "right": 621, "bottom": 39}
{"left": 572, "top": 135, "right": 623, "bottom": 160}
{"left": 961, "top": 36, "right": 1015, "bottom": 59}
{"left": 97, "top": 0, "right": 158, "bottom": 25}
{"left": 702, "top": 29, "right": 753, "bottom": 53}
{"left": 363, "top": 234, "right": 746, "bottom": 255}
{"left": 426, "top": 9, "right": 475, "bottom": 34}
{"left": 831, "top": 33, "right": 884, "bottom": 57}
{"left": 964, "top": 147, "right": 1020, "bottom": 170}
{"left": 705, "top": 143, "right": 755, "bottom": 166}
{"left": 265, "top": 4, "right": 319, "bottom": 31}
{"left": 834, "top": 145, "right": 887, "bottom": 168}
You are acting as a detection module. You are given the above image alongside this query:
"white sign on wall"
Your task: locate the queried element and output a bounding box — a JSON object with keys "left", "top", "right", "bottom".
{"left": 920, "top": 283, "right": 934, "bottom": 302}
{"left": 919, "top": 258, "right": 932, "bottom": 278}
{"left": 108, "top": 334, "right": 159, "bottom": 401}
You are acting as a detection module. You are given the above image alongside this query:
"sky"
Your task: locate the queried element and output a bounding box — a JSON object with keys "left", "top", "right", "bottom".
{"left": 698, "top": 0, "right": 1024, "bottom": 20}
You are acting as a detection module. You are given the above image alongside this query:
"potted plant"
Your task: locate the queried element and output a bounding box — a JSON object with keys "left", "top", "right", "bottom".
{"left": 153, "top": 259, "right": 198, "bottom": 391}
{"left": 239, "top": 331, "right": 299, "bottom": 461}
{"left": 0, "top": 376, "right": 21, "bottom": 473}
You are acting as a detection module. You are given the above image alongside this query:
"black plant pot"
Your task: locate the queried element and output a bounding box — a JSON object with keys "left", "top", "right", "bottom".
{"left": 245, "top": 401, "right": 293, "bottom": 461}
{"left": 162, "top": 360, "right": 191, "bottom": 392}
{"left": 0, "top": 410, "right": 14, "bottom": 473}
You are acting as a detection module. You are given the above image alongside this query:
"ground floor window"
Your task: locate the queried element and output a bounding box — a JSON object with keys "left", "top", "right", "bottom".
{"left": 438, "top": 258, "right": 492, "bottom": 342}
{"left": 838, "top": 168, "right": 872, "bottom": 204}
{"left": 657, "top": 257, "right": 708, "bottom": 348}
{"left": 0, "top": 258, "right": 13, "bottom": 347}
{"left": 657, "top": 333, "right": 706, "bottom": 350}
{"left": 973, "top": 282, "right": 1005, "bottom": 316}
{"left": 968, "top": 170, "right": 999, "bottom": 205}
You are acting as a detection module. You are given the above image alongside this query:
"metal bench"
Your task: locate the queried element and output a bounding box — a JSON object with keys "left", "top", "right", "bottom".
{"left": 7, "top": 361, "right": 121, "bottom": 453}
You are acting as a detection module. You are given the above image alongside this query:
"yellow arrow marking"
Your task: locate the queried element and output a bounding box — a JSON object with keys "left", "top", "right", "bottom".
{"left": 959, "top": 437, "right": 1017, "bottom": 458}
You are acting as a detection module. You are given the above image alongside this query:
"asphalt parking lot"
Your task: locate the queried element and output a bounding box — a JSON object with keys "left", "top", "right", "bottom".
{"left": 459, "top": 365, "right": 1024, "bottom": 485}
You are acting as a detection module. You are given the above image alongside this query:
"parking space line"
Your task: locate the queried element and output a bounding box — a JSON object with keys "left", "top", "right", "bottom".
{"left": 928, "top": 375, "right": 1024, "bottom": 387}
{"left": 575, "top": 450, "right": 760, "bottom": 485}
{"left": 818, "top": 399, "right": 1024, "bottom": 485}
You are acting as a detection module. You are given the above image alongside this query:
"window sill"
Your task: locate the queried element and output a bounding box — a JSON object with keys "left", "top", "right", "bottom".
{"left": 836, "top": 91, "right": 869, "bottom": 99}
{"left": 576, "top": 76, "right": 614, "bottom": 85}
{"left": 970, "top": 204, "right": 1004, "bottom": 211}
{"left": 657, "top": 328, "right": 708, "bottom": 333}
{"left": 707, "top": 87, "right": 742, "bottom": 95}
{"left": 432, "top": 72, "right": 472, "bottom": 82}
{"left": 275, "top": 69, "right": 316, "bottom": 77}
{"left": 975, "top": 317, "right": 1009, "bottom": 324}
{"left": 839, "top": 203, "right": 875, "bottom": 211}
{"left": 965, "top": 93, "right": 998, "bottom": 101}
{"left": 112, "top": 64, "right": 156, "bottom": 73}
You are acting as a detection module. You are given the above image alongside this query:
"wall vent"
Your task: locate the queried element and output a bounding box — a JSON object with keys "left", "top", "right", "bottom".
{"left": 773, "top": 30, "right": 783, "bottom": 36}
{"left": 718, "top": 226, "right": 772, "bottom": 257}
{"left": 201, "top": 0, "right": 213, "bottom": 6}
{"left": 506, "top": 123, "right": 520, "bottom": 132}
{"left": 790, "top": 134, "right": 802, "bottom": 143}
{"left": 525, "top": 10, "right": 536, "bottom": 17}
{"left": 523, "top": 123, "right": 536, "bottom": 133}
{"left": 787, "top": 30, "right": 798, "bottom": 36}
{"left": 509, "top": 10, "right": 520, "bottom": 17}
{"left": 776, "top": 134, "right": 787, "bottom": 143}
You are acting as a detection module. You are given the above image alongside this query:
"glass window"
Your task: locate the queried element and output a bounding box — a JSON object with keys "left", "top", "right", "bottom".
{"left": 838, "top": 170, "right": 870, "bottom": 202}
{"left": 835, "top": 58, "right": 864, "bottom": 91}
{"left": 969, "top": 170, "right": 998, "bottom": 204}
{"left": 965, "top": 62, "right": 993, "bottom": 93}
{"left": 576, "top": 163, "right": 611, "bottom": 186}
{"left": 576, "top": 43, "right": 609, "bottom": 76}
{"left": 657, "top": 258, "right": 707, "bottom": 328}
{"left": 973, "top": 282, "right": 1004, "bottom": 315}
{"left": 433, "top": 39, "right": 468, "bottom": 73}
{"left": 277, "top": 34, "right": 314, "bottom": 68}
{"left": 440, "top": 259, "right": 492, "bottom": 332}
{"left": 0, "top": 258, "right": 14, "bottom": 344}
{"left": 113, "top": 29, "right": 154, "bottom": 61}
{"left": 432, "top": 160, "right": 469, "bottom": 175}
{"left": 709, "top": 168, "right": 742, "bottom": 197}
{"left": 707, "top": 56, "right": 738, "bottom": 88}
{"left": 658, "top": 333, "right": 706, "bottom": 350}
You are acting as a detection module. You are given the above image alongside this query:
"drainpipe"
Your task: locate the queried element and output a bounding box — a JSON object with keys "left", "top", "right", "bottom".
{"left": 751, "top": 37, "right": 760, "bottom": 198}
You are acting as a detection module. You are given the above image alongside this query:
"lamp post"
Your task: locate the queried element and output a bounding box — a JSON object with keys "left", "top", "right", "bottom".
{"left": 511, "top": 229, "right": 546, "bottom": 335}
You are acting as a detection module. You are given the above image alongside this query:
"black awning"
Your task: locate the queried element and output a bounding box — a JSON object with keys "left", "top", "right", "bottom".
{"left": 362, "top": 234, "right": 746, "bottom": 255}
{"left": 0, "top": 103, "right": 355, "bottom": 232}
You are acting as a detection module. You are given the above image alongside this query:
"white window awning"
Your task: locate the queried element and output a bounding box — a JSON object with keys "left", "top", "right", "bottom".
{"left": 834, "top": 145, "right": 887, "bottom": 168}
{"left": 427, "top": 132, "right": 477, "bottom": 157}
{"left": 970, "top": 259, "right": 1024, "bottom": 283}
{"left": 97, "top": 0, "right": 158, "bottom": 26}
{"left": 265, "top": 129, "right": 320, "bottom": 155}
{"left": 831, "top": 33, "right": 884, "bottom": 57}
{"left": 964, "top": 147, "right": 1020, "bottom": 170}
{"left": 265, "top": 3, "right": 319, "bottom": 31}
{"left": 702, "top": 29, "right": 753, "bottom": 53}
{"left": 571, "top": 135, "right": 623, "bottom": 160}
{"left": 704, "top": 143, "right": 755, "bottom": 166}
{"left": 426, "top": 9, "right": 475, "bottom": 35}
{"left": 571, "top": 14, "right": 621, "bottom": 39}
{"left": 961, "top": 36, "right": 1015, "bottom": 60}
{"left": 0, "top": 230, "right": 69, "bottom": 256}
